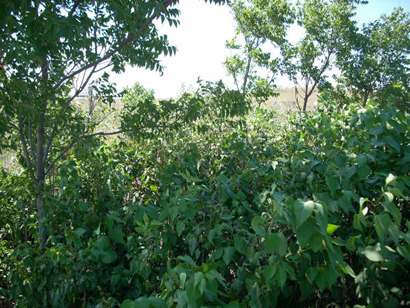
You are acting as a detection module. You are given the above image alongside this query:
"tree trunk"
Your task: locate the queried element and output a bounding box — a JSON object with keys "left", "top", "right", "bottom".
{"left": 36, "top": 106, "right": 47, "bottom": 249}
{"left": 362, "top": 89, "right": 370, "bottom": 106}
{"left": 36, "top": 58, "right": 49, "bottom": 249}
{"left": 303, "top": 79, "right": 309, "bottom": 112}
{"left": 302, "top": 95, "right": 309, "bottom": 112}
{"left": 242, "top": 53, "right": 252, "bottom": 95}
{"left": 36, "top": 187, "right": 47, "bottom": 249}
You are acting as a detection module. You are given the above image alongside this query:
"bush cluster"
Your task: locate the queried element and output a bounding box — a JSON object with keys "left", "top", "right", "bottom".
{"left": 1, "top": 98, "right": 409, "bottom": 307}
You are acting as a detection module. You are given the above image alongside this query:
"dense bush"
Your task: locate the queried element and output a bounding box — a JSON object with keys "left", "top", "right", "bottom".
{"left": 1, "top": 98, "right": 409, "bottom": 307}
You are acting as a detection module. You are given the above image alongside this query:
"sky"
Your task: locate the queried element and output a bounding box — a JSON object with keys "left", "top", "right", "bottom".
{"left": 111, "top": 0, "right": 410, "bottom": 99}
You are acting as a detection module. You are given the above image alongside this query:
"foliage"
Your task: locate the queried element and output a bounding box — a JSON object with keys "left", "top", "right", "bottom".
{"left": 0, "top": 0, "right": 230, "bottom": 249}
{"left": 1, "top": 1, "right": 410, "bottom": 307}
{"left": 337, "top": 7, "right": 410, "bottom": 108}
{"left": 2, "top": 98, "right": 409, "bottom": 306}
{"left": 224, "top": 0, "right": 293, "bottom": 103}
{"left": 282, "top": 0, "right": 358, "bottom": 111}
{"left": 120, "top": 81, "right": 250, "bottom": 140}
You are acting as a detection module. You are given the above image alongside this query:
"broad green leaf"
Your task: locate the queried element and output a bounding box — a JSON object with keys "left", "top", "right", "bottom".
{"left": 199, "top": 277, "right": 206, "bottom": 295}
{"left": 223, "top": 247, "right": 236, "bottom": 265}
{"left": 194, "top": 272, "right": 204, "bottom": 287}
{"left": 315, "top": 266, "right": 338, "bottom": 290}
{"left": 263, "top": 263, "right": 277, "bottom": 280}
{"left": 374, "top": 213, "right": 392, "bottom": 240}
{"left": 101, "top": 250, "right": 117, "bottom": 264}
{"left": 276, "top": 264, "right": 287, "bottom": 288}
{"left": 251, "top": 216, "right": 265, "bottom": 236}
{"left": 120, "top": 299, "right": 135, "bottom": 308}
{"left": 383, "top": 192, "right": 401, "bottom": 223}
{"left": 234, "top": 236, "right": 247, "bottom": 255}
{"left": 384, "top": 135, "right": 401, "bottom": 152}
{"left": 294, "top": 200, "right": 315, "bottom": 228}
{"left": 134, "top": 297, "right": 167, "bottom": 308}
{"left": 264, "top": 232, "right": 287, "bottom": 256}
{"left": 385, "top": 173, "right": 397, "bottom": 186}
{"left": 176, "top": 221, "right": 185, "bottom": 236}
{"left": 362, "top": 245, "right": 384, "bottom": 262}
{"left": 325, "top": 175, "right": 340, "bottom": 193}
{"left": 296, "top": 222, "right": 316, "bottom": 246}
{"left": 178, "top": 255, "right": 195, "bottom": 265}
{"left": 326, "top": 224, "right": 340, "bottom": 235}
{"left": 180, "top": 272, "right": 187, "bottom": 288}
{"left": 73, "top": 227, "right": 86, "bottom": 237}
{"left": 339, "top": 263, "right": 356, "bottom": 278}
{"left": 109, "top": 226, "right": 125, "bottom": 244}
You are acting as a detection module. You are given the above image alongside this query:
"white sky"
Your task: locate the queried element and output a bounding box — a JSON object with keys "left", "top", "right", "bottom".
{"left": 111, "top": 0, "right": 236, "bottom": 98}
{"left": 111, "top": 0, "right": 409, "bottom": 99}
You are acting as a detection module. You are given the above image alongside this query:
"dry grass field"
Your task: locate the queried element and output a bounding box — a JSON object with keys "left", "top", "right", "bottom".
{"left": 265, "top": 87, "right": 318, "bottom": 112}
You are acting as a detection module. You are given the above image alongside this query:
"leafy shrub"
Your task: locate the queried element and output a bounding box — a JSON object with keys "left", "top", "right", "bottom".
{"left": 3, "top": 100, "right": 410, "bottom": 307}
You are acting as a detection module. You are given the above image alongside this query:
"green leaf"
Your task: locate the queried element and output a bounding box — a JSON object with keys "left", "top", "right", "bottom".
{"left": 95, "top": 236, "right": 117, "bottom": 264}
{"left": 176, "top": 221, "right": 185, "bottom": 236}
{"left": 294, "top": 200, "right": 315, "bottom": 228}
{"left": 251, "top": 216, "right": 265, "bottom": 236}
{"left": 276, "top": 264, "right": 287, "bottom": 288}
{"left": 74, "top": 227, "right": 86, "bottom": 237}
{"left": 133, "top": 297, "right": 167, "bottom": 308}
{"left": 296, "top": 221, "right": 316, "bottom": 247}
{"left": 315, "top": 266, "right": 338, "bottom": 290}
{"left": 263, "top": 264, "right": 277, "bottom": 280}
{"left": 120, "top": 299, "right": 135, "bottom": 308}
{"left": 101, "top": 249, "right": 117, "bottom": 264}
{"left": 362, "top": 245, "right": 384, "bottom": 262}
{"left": 178, "top": 255, "right": 195, "bottom": 265}
{"left": 326, "top": 224, "right": 340, "bottom": 235}
{"left": 199, "top": 277, "right": 206, "bottom": 295}
{"left": 385, "top": 173, "right": 397, "bottom": 186}
{"left": 223, "top": 247, "right": 236, "bottom": 265}
{"left": 325, "top": 175, "right": 340, "bottom": 193}
{"left": 384, "top": 135, "right": 401, "bottom": 152}
{"left": 109, "top": 226, "right": 125, "bottom": 244}
{"left": 234, "top": 236, "right": 247, "bottom": 255}
{"left": 374, "top": 213, "right": 392, "bottom": 240}
{"left": 180, "top": 272, "right": 187, "bottom": 288}
{"left": 264, "top": 232, "right": 287, "bottom": 256}
{"left": 339, "top": 263, "right": 356, "bottom": 278}
{"left": 383, "top": 192, "right": 401, "bottom": 223}
{"left": 194, "top": 272, "right": 204, "bottom": 287}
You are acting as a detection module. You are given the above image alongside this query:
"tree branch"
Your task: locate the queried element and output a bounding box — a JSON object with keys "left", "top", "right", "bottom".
{"left": 53, "top": 0, "right": 177, "bottom": 91}
{"left": 44, "top": 129, "right": 124, "bottom": 176}
{"left": 68, "top": 0, "right": 82, "bottom": 17}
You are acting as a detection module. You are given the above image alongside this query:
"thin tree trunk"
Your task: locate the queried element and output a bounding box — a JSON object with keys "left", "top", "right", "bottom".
{"left": 242, "top": 53, "right": 252, "bottom": 95}
{"left": 36, "top": 104, "right": 48, "bottom": 249}
{"left": 35, "top": 184, "right": 47, "bottom": 249}
{"left": 302, "top": 95, "right": 309, "bottom": 112}
{"left": 36, "top": 59, "right": 49, "bottom": 249}
{"left": 362, "top": 89, "right": 370, "bottom": 106}
{"left": 303, "top": 79, "right": 309, "bottom": 112}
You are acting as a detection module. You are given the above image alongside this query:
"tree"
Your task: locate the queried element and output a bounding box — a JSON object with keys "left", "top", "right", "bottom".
{"left": 337, "top": 7, "right": 410, "bottom": 106}
{"left": 282, "top": 0, "right": 357, "bottom": 111}
{"left": 225, "top": 0, "right": 293, "bottom": 105}
{"left": 0, "top": 0, "right": 227, "bottom": 248}
{"left": 226, "top": 0, "right": 360, "bottom": 111}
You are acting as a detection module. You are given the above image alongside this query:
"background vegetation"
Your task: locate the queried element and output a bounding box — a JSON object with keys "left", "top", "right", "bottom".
{"left": 0, "top": 0, "right": 409, "bottom": 307}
